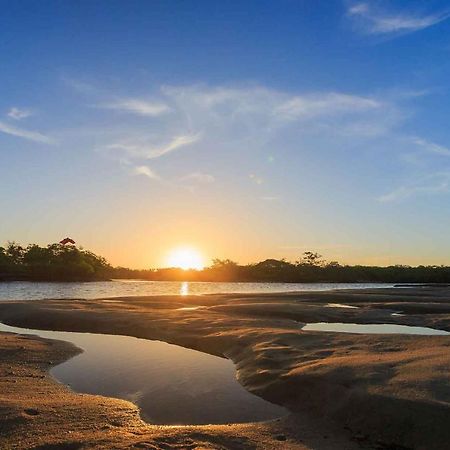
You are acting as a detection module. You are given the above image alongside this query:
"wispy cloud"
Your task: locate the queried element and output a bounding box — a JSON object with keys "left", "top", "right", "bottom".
{"left": 89, "top": 84, "right": 407, "bottom": 186}
{"left": 158, "top": 84, "right": 401, "bottom": 146}
{"left": 274, "top": 92, "right": 380, "bottom": 120}
{"left": 411, "top": 137, "right": 450, "bottom": 156}
{"left": 149, "top": 133, "right": 201, "bottom": 158}
{"left": 378, "top": 172, "right": 450, "bottom": 202}
{"left": 379, "top": 136, "right": 450, "bottom": 201}
{"left": 163, "top": 85, "right": 381, "bottom": 125}
{"left": 132, "top": 165, "right": 161, "bottom": 180}
{"left": 347, "top": 2, "right": 450, "bottom": 35}
{"left": 7, "top": 107, "right": 33, "bottom": 120}
{"left": 63, "top": 81, "right": 450, "bottom": 206}
{"left": 0, "top": 121, "right": 54, "bottom": 144}
{"left": 98, "top": 98, "right": 171, "bottom": 117}
{"left": 62, "top": 77, "right": 98, "bottom": 95}
{"left": 105, "top": 133, "right": 201, "bottom": 160}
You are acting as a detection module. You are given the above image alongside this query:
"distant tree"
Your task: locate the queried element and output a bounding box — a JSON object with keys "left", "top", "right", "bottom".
{"left": 5, "top": 241, "right": 25, "bottom": 265}
{"left": 0, "top": 246, "right": 14, "bottom": 272}
{"left": 325, "top": 260, "right": 341, "bottom": 268}
{"left": 210, "top": 258, "right": 238, "bottom": 269}
{"left": 254, "top": 259, "right": 293, "bottom": 269}
{"left": 0, "top": 241, "right": 112, "bottom": 281}
{"left": 204, "top": 258, "right": 240, "bottom": 281}
{"left": 299, "top": 251, "right": 324, "bottom": 267}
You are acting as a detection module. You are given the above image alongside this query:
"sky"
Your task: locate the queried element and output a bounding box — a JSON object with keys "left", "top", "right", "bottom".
{"left": 2, "top": 0, "right": 450, "bottom": 268}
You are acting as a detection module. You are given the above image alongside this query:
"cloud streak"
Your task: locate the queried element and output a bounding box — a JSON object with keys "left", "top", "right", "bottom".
{"left": 163, "top": 85, "right": 381, "bottom": 123}
{"left": 132, "top": 165, "right": 161, "bottom": 180}
{"left": 378, "top": 172, "right": 450, "bottom": 202}
{"left": 99, "top": 98, "right": 171, "bottom": 117}
{"left": 274, "top": 92, "right": 380, "bottom": 120}
{"left": 347, "top": 2, "right": 450, "bottom": 35}
{"left": 105, "top": 132, "right": 201, "bottom": 160}
{"left": 7, "top": 107, "right": 33, "bottom": 120}
{"left": 0, "top": 121, "right": 54, "bottom": 144}
{"left": 411, "top": 137, "right": 450, "bottom": 157}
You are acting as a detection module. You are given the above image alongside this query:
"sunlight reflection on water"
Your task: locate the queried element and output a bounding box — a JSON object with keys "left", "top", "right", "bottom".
{"left": 180, "top": 281, "right": 189, "bottom": 296}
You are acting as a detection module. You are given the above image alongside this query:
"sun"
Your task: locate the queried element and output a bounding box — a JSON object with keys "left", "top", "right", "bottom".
{"left": 166, "top": 247, "right": 205, "bottom": 270}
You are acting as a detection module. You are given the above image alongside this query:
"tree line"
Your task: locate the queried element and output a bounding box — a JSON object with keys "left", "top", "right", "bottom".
{"left": 2, "top": 243, "right": 450, "bottom": 283}
{"left": 0, "top": 242, "right": 111, "bottom": 281}
{"left": 114, "top": 251, "right": 450, "bottom": 284}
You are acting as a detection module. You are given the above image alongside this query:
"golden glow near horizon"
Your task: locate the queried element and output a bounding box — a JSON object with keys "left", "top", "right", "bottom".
{"left": 166, "top": 247, "right": 205, "bottom": 270}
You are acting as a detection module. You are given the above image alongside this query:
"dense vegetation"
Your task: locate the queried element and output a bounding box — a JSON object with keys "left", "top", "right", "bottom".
{"left": 0, "top": 242, "right": 111, "bottom": 281}
{"left": 114, "top": 252, "right": 450, "bottom": 284}
{"left": 2, "top": 243, "right": 450, "bottom": 284}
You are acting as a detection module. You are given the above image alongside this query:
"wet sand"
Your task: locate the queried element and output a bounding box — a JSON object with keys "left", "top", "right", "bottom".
{"left": 0, "top": 286, "right": 449, "bottom": 449}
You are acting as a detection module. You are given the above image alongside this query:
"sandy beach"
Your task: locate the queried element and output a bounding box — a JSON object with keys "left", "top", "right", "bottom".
{"left": 0, "top": 286, "right": 449, "bottom": 449}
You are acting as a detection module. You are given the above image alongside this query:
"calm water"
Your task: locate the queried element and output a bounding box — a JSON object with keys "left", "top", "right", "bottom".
{"left": 0, "top": 280, "right": 396, "bottom": 301}
{"left": 302, "top": 322, "right": 449, "bottom": 335}
{"left": 0, "top": 322, "right": 287, "bottom": 425}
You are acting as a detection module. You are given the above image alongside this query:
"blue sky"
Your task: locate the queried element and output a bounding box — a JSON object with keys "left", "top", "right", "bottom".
{"left": 2, "top": 0, "right": 450, "bottom": 267}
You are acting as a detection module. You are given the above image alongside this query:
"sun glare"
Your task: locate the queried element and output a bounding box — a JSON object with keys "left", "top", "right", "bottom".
{"left": 166, "top": 247, "right": 205, "bottom": 270}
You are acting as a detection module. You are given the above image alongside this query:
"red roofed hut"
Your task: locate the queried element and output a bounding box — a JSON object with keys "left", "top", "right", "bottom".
{"left": 59, "top": 237, "right": 76, "bottom": 245}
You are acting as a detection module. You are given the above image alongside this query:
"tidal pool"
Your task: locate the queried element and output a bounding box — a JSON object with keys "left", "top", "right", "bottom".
{"left": 0, "top": 322, "right": 286, "bottom": 425}
{"left": 325, "top": 303, "right": 359, "bottom": 309}
{"left": 301, "top": 322, "right": 449, "bottom": 335}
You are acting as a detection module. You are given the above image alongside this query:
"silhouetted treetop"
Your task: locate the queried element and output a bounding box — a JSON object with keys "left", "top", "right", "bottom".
{"left": 299, "top": 252, "right": 324, "bottom": 267}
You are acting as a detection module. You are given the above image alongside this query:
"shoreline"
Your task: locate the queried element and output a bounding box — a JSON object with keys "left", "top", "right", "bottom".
{"left": 0, "top": 287, "right": 449, "bottom": 449}
{"left": 2, "top": 276, "right": 450, "bottom": 285}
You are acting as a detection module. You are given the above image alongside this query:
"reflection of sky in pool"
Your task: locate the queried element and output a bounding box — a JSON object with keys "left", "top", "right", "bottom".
{"left": 302, "top": 322, "right": 449, "bottom": 335}
{"left": 325, "top": 303, "right": 359, "bottom": 309}
{"left": 0, "top": 322, "right": 286, "bottom": 425}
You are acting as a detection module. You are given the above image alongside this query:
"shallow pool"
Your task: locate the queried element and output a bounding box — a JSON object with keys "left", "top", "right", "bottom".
{"left": 0, "top": 322, "right": 287, "bottom": 425}
{"left": 301, "top": 322, "right": 449, "bottom": 335}
{"left": 325, "top": 303, "right": 359, "bottom": 309}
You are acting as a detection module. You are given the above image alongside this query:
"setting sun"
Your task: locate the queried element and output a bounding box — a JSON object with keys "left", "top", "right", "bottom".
{"left": 166, "top": 247, "right": 205, "bottom": 270}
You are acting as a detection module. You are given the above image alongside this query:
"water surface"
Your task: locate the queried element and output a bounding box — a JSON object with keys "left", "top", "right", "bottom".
{"left": 302, "top": 322, "right": 449, "bottom": 335}
{"left": 0, "top": 280, "right": 396, "bottom": 301}
{"left": 326, "top": 303, "right": 359, "bottom": 309}
{"left": 0, "top": 322, "right": 287, "bottom": 425}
